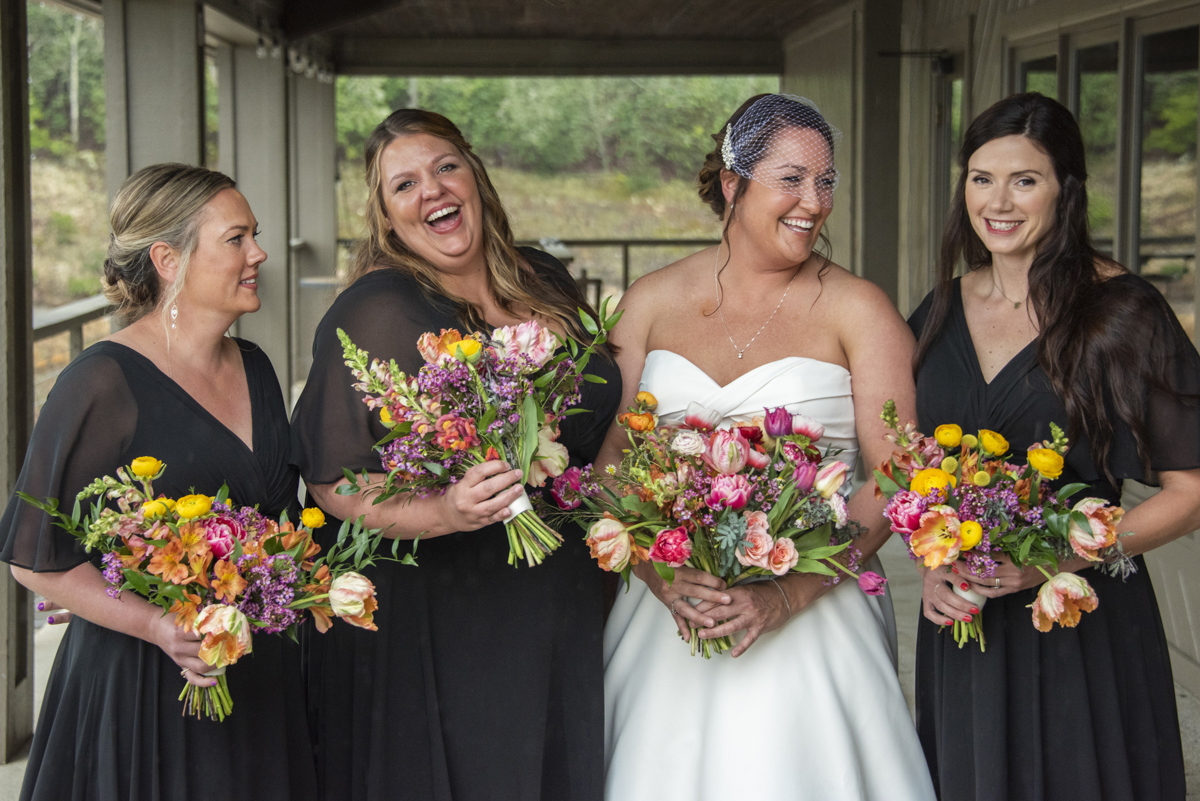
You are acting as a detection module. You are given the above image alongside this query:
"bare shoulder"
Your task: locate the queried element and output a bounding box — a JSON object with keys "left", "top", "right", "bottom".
{"left": 812, "top": 259, "right": 903, "bottom": 322}
{"left": 621, "top": 247, "right": 713, "bottom": 307}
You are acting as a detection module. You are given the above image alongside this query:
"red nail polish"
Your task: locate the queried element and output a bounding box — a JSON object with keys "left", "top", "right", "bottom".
{"left": 964, "top": 615, "right": 973, "bottom": 622}
{"left": 969, "top": 607, "right": 980, "bottom": 614}
{"left": 960, "top": 582, "right": 970, "bottom": 591}
{"left": 950, "top": 565, "right": 959, "bottom": 574}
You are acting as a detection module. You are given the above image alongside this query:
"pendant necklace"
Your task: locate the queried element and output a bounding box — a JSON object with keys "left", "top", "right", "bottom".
{"left": 992, "top": 272, "right": 1027, "bottom": 309}
{"left": 714, "top": 244, "right": 797, "bottom": 359}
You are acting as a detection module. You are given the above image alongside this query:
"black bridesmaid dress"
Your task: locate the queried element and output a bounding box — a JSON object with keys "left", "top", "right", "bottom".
{"left": 290, "top": 248, "right": 621, "bottom": 801}
{"left": 0, "top": 339, "right": 317, "bottom": 801}
{"left": 910, "top": 275, "right": 1197, "bottom": 801}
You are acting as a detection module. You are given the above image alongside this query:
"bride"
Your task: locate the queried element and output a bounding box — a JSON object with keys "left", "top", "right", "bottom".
{"left": 598, "top": 94, "right": 936, "bottom": 800}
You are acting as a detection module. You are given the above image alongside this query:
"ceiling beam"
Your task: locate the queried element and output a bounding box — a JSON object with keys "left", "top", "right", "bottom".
{"left": 335, "top": 38, "right": 783, "bottom": 76}
{"left": 284, "top": 0, "right": 405, "bottom": 39}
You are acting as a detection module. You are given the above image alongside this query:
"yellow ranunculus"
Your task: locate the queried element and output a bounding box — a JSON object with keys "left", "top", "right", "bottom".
{"left": 380, "top": 407, "right": 393, "bottom": 426}
{"left": 452, "top": 339, "right": 483, "bottom": 363}
{"left": 960, "top": 434, "right": 978, "bottom": 449}
{"left": 176, "top": 494, "right": 212, "bottom": 520}
{"left": 131, "top": 456, "right": 163, "bottom": 478}
{"left": 1028, "top": 447, "right": 1064, "bottom": 480}
{"left": 301, "top": 507, "right": 326, "bottom": 529}
{"left": 910, "top": 468, "right": 957, "bottom": 497}
{"left": 635, "top": 391, "right": 658, "bottom": 410}
{"left": 972, "top": 470, "right": 991, "bottom": 487}
{"left": 960, "top": 520, "right": 984, "bottom": 550}
{"left": 979, "top": 429, "right": 1009, "bottom": 457}
{"left": 934, "top": 424, "right": 962, "bottom": 449}
{"left": 161, "top": 498, "right": 177, "bottom": 511}
{"left": 940, "top": 456, "right": 959, "bottom": 475}
{"left": 141, "top": 499, "right": 169, "bottom": 519}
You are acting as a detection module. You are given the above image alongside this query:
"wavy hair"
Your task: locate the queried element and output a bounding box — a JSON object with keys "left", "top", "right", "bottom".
{"left": 351, "top": 108, "right": 597, "bottom": 343}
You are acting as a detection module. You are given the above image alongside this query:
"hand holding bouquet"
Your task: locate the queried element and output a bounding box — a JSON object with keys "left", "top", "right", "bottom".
{"left": 338, "top": 302, "right": 617, "bottom": 567}
{"left": 548, "top": 393, "right": 886, "bottom": 658}
{"left": 19, "top": 457, "right": 408, "bottom": 720}
{"left": 874, "top": 401, "right": 1134, "bottom": 650}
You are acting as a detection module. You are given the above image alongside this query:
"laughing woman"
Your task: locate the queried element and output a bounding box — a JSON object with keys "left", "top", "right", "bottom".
{"left": 291, "top": 109, "right": 620, "bottom": 801}
{"left": 0, "top": 164, "right": 315, "bottom": 800}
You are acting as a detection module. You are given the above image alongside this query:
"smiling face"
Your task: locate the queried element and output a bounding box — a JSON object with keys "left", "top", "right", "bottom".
{"left": 182, "top": 188, "right": 265, "bottom": 316}
{"left": 731, "top": 126, "right": 836, "bottom": 265}
{"left": 965, "top": 134, "right": 1061, "bottom": 264}
{"left": 378, "top": 132, "right": 485, "bottom": 273}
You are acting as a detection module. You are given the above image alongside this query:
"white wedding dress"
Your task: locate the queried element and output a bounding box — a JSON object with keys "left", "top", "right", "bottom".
{"left": 603, "top": 350, "right": 935, "bottom": 801}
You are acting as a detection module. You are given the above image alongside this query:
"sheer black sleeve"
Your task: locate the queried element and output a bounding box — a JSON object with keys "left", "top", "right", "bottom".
{"left": 291, "top": 270, "right": 454, "bottom": 485}
{"left": 0, "top": 350, "right": 137, "bottom": 572}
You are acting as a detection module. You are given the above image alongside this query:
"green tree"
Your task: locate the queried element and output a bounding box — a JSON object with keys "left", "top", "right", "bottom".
{"left": 26, "top": 2, "right": 105, "bottom": 153}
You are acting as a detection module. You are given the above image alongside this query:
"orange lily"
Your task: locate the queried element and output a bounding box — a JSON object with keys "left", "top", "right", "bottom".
{"left": 211, "top": 559, "right": 248, "bottom": 602}
{"left": 147, "top": 541, "right": 190, "bottom": 585}
{"left": 170, "top": 591, "right": 203, "bottom": 631}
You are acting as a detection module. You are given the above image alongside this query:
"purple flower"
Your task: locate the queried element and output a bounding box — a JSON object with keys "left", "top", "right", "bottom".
{"left": 550, "top": 467, "right": 584, "bottom": 510}
{"left": 858, "top": 571, "right": 888, "bottom": 596}
{"left": 792, "top": 460, "right": 818, "bottom": 493}
{"left": 763, "top": 406, "right": 793, "bottom": 438}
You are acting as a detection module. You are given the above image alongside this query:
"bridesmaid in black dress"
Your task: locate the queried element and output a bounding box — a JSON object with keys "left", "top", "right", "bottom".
{"left": 291, "top": 109, "right": 620, "bottom": 801}
{"left": 0, "top": 164, "right": 316, "bottom": 800}
{"left": 910, "top": 93, "right": 1200, "bottom": 800}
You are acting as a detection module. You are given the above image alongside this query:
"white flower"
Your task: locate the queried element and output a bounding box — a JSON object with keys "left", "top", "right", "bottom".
{"left": 527, "top": 425, "right": 569, "bottom": 486}
{"left": 829, "top": 493, "right": 848, "bottom": 527}
{"left": 671, "top": 430, "right": 706, "bottom": 456}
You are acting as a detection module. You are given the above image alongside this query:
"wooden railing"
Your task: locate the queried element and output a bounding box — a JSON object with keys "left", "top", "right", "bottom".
{"left": 32, "top": 293, "right": 113, "bottom": 357}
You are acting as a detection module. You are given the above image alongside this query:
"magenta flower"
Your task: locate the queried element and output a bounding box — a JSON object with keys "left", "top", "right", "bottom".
{"left": 649, "top": 526, "right": 693, "bottom": 567}
{"left": 792, "top": 460, "right": 818, "bottom": 492}
{"left": 858, "top": 571, "right": 888, "bottom": 596}
{"left": 763, "top": 406, "right": 793, "bottom": 438}
{"left": 885, "top": 490, "right": 925, "bottom": 537}
{"left": 550, "top": 467, "right": 584, "bottom": 510}
{"left": 202, "top": 515, "right": 246, "bottom": 559}
{"left": 705, "top": 473, "right": 752, "bottom": 510}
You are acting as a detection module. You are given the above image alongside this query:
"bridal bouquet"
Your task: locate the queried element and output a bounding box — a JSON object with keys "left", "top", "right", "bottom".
{"left": 547, "top": 393, "right": 886, "bottom": 658}
{"left": 337, "top": 302, "right": 617, "bottom": 567}
{"left": 874, "top": 401, "right": 1133, "bottom": 650}
{"left": 18, "top": 457, "right": 407, "bottom": 721}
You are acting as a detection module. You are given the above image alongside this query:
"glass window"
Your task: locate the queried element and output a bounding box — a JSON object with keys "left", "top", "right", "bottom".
{"left": 1075, "top": 42, "right": 1120, "bottom": 249}
{"left": 947, "top": 77, "right": 964, "bottom": 199}
{"left": 1020, "top": 55, "right": 1058, "bottom": 97}
{"left": 1139, "top": 25, "right": 1198, "bottom": 336}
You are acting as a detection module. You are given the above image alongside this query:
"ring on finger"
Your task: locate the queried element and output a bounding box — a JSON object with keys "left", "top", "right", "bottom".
{"left": 670, "top": 596, "right": 688, "bottom": 616}
{"left": 180, "top": 667, "right": 190, "bottom": 678}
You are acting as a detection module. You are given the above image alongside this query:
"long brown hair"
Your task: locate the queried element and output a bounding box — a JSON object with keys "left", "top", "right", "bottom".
{"left": 915, "top": 93, "right": 1190, "bottom": 485}
{"left": 352, "top": 108, "right": 597, "bottom": 342}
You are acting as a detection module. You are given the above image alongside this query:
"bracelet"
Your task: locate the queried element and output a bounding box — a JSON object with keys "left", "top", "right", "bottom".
{"left": 770, "top": 578, "right": 792, "bottom": 617}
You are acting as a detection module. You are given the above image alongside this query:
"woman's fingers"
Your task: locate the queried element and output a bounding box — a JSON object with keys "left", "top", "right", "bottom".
{"left": 470, "top": 465, "right": 523, "bottom": 501}
{"left": 670, "top": 580, "right": 729, "bottom": 606}
{"left": 676, "top": 567, "right": 726, "bottom": 591}
{"left": 45, "top": 611, "right": 73, "bottom": 625}
{"left": 729, "top": 622, "right": 763, "bottom": 658}
{"left": 179, "top": 664, "right": 218, "bottom": 687}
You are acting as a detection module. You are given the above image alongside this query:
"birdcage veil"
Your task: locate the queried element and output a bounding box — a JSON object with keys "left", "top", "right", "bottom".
{"left": 721, "top": 94, "right": 842, "bottom": 207}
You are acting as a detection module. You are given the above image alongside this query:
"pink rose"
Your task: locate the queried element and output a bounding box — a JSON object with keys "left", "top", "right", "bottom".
{"left": 201, "top": 515, "right": 246, "bottom": 559}
{"left": 814, "top": 461, "right": 849, "bottom": 499}
{"left": 768, "top": 537, "right": 799, "bottom": 575}
{"left": 649, "top": 526, "right": 693, "bottom": 567}
{"left": 684, "top": 401, "right": 722, "bottom": 431}
{"left": 858, "top": 571, "right": 888, "bottom": 596}
{"left": 491, "top": 320, "right": 557, "bottom": 368}
{"left": 885, "top": 490, "right": 925, "bottom": 537}
{"left": 586, "top": 518, "right": 632, "bottom": 572}
{"left": 703, "top": 429, "right": 749, "bottom": 474}
{"left": 705, "top": 474, "right": 752, "bottom": 510}
{"left": 791, "top": 414, "right": 825, "bottom": 442}
{"left": 737, "top": 511, "right": 773, "bottom": 568}
{"left": 792, "top": 460, "right": 818, "bottom": 492}
{"left": 745, "top": 447, "right": 770, "bottom": 471}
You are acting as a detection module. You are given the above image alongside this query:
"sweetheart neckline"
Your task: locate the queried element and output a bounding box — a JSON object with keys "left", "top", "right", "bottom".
{"left": 644, "top": 349, "right": 851, "bottom": 391}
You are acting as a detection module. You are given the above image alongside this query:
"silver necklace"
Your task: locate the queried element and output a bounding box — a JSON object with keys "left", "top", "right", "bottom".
{"left": 714, "top": 244, "right": 797, "bottom": 359}
{"left": 991, "top": 272, "right": 1027, "bottom": 309}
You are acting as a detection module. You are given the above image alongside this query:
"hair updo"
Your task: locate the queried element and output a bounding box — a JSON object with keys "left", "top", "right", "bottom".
{"left": 103, "top": 163, "right": 236, "bottom": 325}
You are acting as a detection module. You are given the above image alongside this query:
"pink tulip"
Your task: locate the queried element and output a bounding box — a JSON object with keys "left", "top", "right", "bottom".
{"left": 763, "top": 407, "right": 793, "bottom": 438}
{"left": 684, "top": 401, "right": 722, "bottom": 431}
{"left": 705, "top": 474, "right": 752, "bottom": 510}
{"left": 745, "top": 447, "right": 770, "bottom": 471}
{"left": 703, "top": 429, "right": 749, "bottom": 475}
{"left": 858, "top": 571, "right": 888, "bottom": 596}
{"left": 885, "top": 490, "right": 925, "bottom": 537}
{"left": 792, "top": 460, "right": 818, "bottom": 492}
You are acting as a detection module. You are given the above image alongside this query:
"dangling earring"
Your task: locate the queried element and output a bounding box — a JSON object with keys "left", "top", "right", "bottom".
{"left": 170, "top": 303, "right": 178, "bottom": 330}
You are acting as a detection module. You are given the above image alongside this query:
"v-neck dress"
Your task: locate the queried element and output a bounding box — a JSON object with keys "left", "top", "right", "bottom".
{"left": 290, "top": 248, "right": 622, "bottom": 801}
{"left": 0, "top": 339, "right": 317, "bottom": 801}
{"left": 909, "top": 275, "right": 1197, "bottom": 801}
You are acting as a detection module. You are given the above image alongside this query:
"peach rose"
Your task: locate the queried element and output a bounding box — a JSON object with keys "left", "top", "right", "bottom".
{"left": 767, "top": 537, "right": 799, "bottom": 575}
{"left": 737, "top": 511, "right": 773, "bottom": 568}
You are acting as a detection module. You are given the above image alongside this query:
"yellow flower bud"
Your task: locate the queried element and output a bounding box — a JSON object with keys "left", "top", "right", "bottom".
{"left": 960, "top": 434, "right": 978, "bottom": 449}
{"left": 130, "top": 456, "right": 164, "bottom": 478}
{"left": 934, "top": 424, "right": 962, "bottom": 449}
{"left": 176, "top": 494, "right": 212, "bottom": 520}
{"left": 301, "top": 507, "right": 326, "bottom": 529}
{"left": 140, "top": 499, "right": 169, "bottom": 519}
{"left": 910, "top": 468, "right": 957, "bottom": 497}
{"left": 940, "top": 456, "right": 959, "bottom": 475}
{"left": 162, "top": 498, "right": 177, "bottom": 511}
{"left": 960, "top": 520, "right": 984, "bottom": 550}
{"left": 979, "top": 429, "right": 1009, "bottom": 457}
{"left": 452, "top": 339, "right": 483, "bottom": 363}
{"left": 972, "top": 470, "right": 992, "bottom": 487}
{"left": 1027, "top": 447, "right": 1064, "bottom": 480}
{"left": 380, "top": 407, "right": 393, "bottom": 426}
{"left": 635, "top": 391, "right": 658, "bottom": 411}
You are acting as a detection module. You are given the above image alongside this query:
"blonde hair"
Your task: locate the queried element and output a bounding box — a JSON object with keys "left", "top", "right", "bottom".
{"left": 352, "top": 109, "right": 596, "bottom": 342}
{"left": 103, "top": 163, "right": 236, "bottom": 326}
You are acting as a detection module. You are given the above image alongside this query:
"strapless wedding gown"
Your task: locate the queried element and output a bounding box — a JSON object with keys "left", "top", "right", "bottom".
{"left": 603, "top": 350, "right": 935, "bottom": 801}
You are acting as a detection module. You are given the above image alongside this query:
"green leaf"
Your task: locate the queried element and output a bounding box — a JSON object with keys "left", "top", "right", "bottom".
{"left": 215, "top": 484, "right": 230, "bottom": 505}
{"left": 603, "top": 308, "right": 624, "bottom": 331}
{"left": 422, "top": 461, "right": 447, "bottom": 477}
{"left": 796, "top": 544, "right": 848, "bottom": 560}
{"left": 873, "top": 469, "right": 903, "bottom": 496}
{"left": 792, "top": 557, "right": 837, "bottom": 576}
{"left": 335, "top": 483, "right": 360, "bottom": 496}
{"left": 653, "top": 561, "right": 675, "bottom": 585}
{"left": 122, "top": 569, "right": 152, "bottom": 596}
{"left": 582, "top": 373, "right": 607, "bottom": 384}
{"left": 520, "top": 394, "right": 540, "bottom": 475}
{"left": 792, "top": 522, "right": 833, "bottom": 552}
{"left": 533, "top": 371, "right": 556, "bottom": 388}
{"left": 1056, "top": 483, "right": 1089, "bottom": 504}
{"left": 580, "top": 310, "right": 599, "bottom": 335}
{"left": 562, "top": 407, "right": 592, "bottom": 416}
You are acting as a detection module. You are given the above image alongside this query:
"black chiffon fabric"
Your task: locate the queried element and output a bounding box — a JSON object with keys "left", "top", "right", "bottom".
{"left": 910, "top": 274, "right": 1196, "bottom": 801}
{"left": 0, "top": 339, "right": 317, "bottom": 801}
{"left": 290, "top": 248, "right": 621, "bottom": 801}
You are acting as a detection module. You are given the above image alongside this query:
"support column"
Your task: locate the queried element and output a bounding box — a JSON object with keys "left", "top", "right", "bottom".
{"left": 229, "top": 47, "right": 291, "bottom": 390}
{"left": 103, "top": 0, "right": 205, "bottom": 199}
{"left": 289, "top": 74, "right": 336, "bottom": 389}
{"left": 0, "top": 0, "right": 36, "bottom": 763}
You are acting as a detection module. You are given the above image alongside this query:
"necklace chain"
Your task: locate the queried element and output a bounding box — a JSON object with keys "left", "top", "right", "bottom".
{"left": 714, "top": 244, "right": 797, "bottom": 359}
{"left": 991, "top": 271, "right": 1027, "bottom": 309}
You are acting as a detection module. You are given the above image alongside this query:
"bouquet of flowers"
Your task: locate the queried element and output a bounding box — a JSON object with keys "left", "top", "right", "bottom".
{"left": 546, "top": 392, "right": 887, "bottom": 658}
{"left": 874, "top": 401, "right": 1133, "bottom": 650}
{"left": 337, "top": 303, "right": 617, "bottom": 567}
{"left": 18, "top": 457, "right": 409, "bottom": 720}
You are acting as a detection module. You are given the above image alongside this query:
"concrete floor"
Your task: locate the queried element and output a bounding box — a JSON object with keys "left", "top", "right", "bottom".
{"left": 0, "top": 540, "right": 1195, "bottom": 798}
